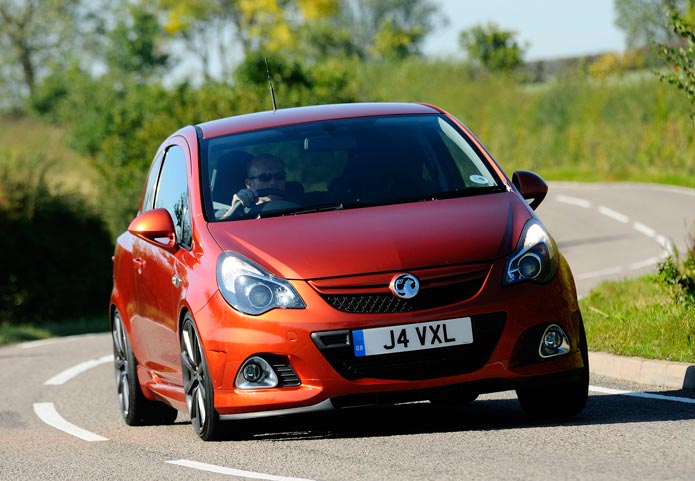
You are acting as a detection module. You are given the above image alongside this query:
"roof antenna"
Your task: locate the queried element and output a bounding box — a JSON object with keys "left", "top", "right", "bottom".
{"left": 265, "top": 56, "right": 277, "bottom": 112}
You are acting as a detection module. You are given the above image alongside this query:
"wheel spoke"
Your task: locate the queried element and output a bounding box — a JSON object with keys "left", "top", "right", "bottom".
{"left": 118, "top": 372, "right": 129, "bottom": 415}
{"left": 113, "top": 314, "right": 127, "bottom": 358}
{"left": 182, "top": 325, "right": 193, "bottom": 360}
{"left": 183, "top": 377, "right": 196, "bottom": 396}
{"left": 181, "top": 350, "right": 195, "bottom": 374}
{"left": 196, "top": 388, "right": 206, "bottom": 427}
{"left": 181, "top": 318, "right": 215, "bottom": 438}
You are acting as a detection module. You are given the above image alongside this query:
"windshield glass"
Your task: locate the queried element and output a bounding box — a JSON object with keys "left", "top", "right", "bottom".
{"left": 201, "top": 113, "right": 505, "bottom": 221}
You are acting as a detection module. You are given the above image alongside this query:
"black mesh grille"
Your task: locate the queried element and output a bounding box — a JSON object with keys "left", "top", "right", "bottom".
{"left": 311, "top": 312, "right": 506, "bottom": 381}
{"left": 266, "top": 356, "right": 301, "bottom": 387}
{"left": 320, "top": 276, "right": 485, "bottom": 314}
{"left": 324, "top": 294, "right": 411, "bottom": 313}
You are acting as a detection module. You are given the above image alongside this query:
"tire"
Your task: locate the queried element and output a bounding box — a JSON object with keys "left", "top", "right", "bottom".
{"left": 111, "top": 309, "right": 178, "bottom": 426}
{"left": 516, "top": 320, "right": 589, "bottom": 420}
{"left": 181, "top": 314, "right": 222, "bottom": 441}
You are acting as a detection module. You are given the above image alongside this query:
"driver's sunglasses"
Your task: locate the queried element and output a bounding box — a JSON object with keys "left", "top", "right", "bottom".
{"left": 248, "top": 171, "right": 286, "bottom": 182}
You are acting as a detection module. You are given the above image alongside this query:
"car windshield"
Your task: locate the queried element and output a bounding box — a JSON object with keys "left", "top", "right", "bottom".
{"left": 201, "top": 113, "right": 505, "bottom": 221}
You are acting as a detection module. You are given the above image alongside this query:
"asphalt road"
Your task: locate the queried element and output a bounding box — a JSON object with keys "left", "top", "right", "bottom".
{"left": 538, "top": 182, "right": 695, "bottom": 297}
{"left": 1, "top": 182, "right": 694, "bottom": 481}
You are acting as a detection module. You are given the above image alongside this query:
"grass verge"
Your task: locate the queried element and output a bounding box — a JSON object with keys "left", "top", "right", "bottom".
{"left": 0, "top": 317, "right": 109, "bottom": 347}
{"left": 580, "top": 274, "right": 695, "bottom": 363}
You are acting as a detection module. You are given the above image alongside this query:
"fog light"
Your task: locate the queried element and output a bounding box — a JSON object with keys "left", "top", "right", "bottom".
{"left": 236, "top": 356, "right": 279, "bottom": 389}
{"left": 539, "top": 324, "right": 570, "bottom": 358}
{"left": 242, "top": 362, "right": 263, "bottom": 382}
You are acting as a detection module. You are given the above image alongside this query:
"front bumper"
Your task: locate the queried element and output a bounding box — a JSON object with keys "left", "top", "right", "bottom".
{"left": 195, "top": 258, "right": 584, "bottom": 417}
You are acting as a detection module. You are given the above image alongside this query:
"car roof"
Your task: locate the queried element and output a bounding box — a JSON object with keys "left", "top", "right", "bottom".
{"left": 196, "top": 102, "right": 442, "bottom": 139}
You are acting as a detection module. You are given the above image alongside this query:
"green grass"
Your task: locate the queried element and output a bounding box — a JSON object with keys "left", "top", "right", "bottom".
{"left": 580, "top": 274, "right": 695, "bottom": 363}
{"left": 0, "top": 317, "right": 109, "bottom": 347}
{"left": 0, "top": 114, "right": 98, "bottom": 196}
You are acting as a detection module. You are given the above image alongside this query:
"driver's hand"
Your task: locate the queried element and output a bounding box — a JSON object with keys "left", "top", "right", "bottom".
{"left": 234, "top": 188, "right": 258, "bottom": 207}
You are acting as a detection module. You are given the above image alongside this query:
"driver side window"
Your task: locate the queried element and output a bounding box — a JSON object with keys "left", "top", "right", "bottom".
{"left": 154, "top": 145, "right": 192, "bottom": 248}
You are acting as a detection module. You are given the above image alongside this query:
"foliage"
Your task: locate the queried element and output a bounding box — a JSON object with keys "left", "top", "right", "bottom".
{"left": 106, "top": 3, "right": 170, "bottom": 80}
{"left": 614, "top": 0, "right": 690, "bottom": 48}
{"left": 0, "top": 153, "right": 113, "bottom": 324}
{"left": 658, "top": 224, "right": 695, "bottom": 306}
{"left": 656, "top": 5, "right": 695, "bottom": 118}
{"left": 371, "top": 19, "right": 425, "bottom": 60}
{"left": 0, "top": 0, "right": 109, "bottom": 107}
{"left": 351, "top": 0, "right": 444, "bottom": 59}
{"left": 0, "top": 317, "right": 107, "bottom": 346}
{"left": 588, "top": 50, "right": 645, "bottom": 79}
{"left": 458, "top": 22, "right": 527, "bottom": 72}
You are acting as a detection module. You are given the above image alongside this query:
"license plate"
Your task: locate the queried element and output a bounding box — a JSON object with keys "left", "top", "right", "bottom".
{"left": 352, "top": 317, "right": 473, "bottom": 357}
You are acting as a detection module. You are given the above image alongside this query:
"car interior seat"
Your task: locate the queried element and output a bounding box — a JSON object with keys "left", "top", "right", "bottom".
{"left": 211, "top": 151, "right": 253, "bottom": 205}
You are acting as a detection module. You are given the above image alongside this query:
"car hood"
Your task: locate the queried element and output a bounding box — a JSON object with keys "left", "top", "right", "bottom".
{"left": 207, "top": 192, "right": 532, "bottom": 280}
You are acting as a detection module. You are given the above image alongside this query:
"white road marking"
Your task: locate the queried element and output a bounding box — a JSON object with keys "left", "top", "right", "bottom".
{"left": 167, "top": 460, "right": 318, "bottom": 481}
{"left": 633, "top": 222, "right": 656, "bottom": 238}
{"left": 33, "top": 402, "right": 108, "bottom": 442}
{"left": 45, "top": 355, "right": 114, "bottom": 385}
{"left": 589, "top": 386, "right": 695, "bottom": 405}
{"left": 552, "top": 193, "right": 674, "bottom": 280}
{"left": 598, "top": 206, "right": 629, "bottom": 223}
{"left": 557, "top": 195, "right": 592, "bottom": 208}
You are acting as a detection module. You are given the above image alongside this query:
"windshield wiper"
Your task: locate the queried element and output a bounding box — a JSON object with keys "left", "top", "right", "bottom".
{"left": 257, "top": 202, "right": 346, "bottom": 218}
{"left": 258, "top": 200, "right": 383, "bottom": 218}
{"left": 430, "top": 186, "right": 505, "bottom": 200}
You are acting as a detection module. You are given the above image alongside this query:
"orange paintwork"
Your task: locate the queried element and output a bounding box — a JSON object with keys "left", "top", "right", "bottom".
{"left": 110, "top": 102, "right": 586, "bottom": 423}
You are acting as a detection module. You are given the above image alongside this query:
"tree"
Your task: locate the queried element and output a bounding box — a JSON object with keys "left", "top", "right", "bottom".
{"left": 106, "top": 3, "right": 169, "bottom": 81}
{"left": 161, "top": 0, "right": 342, "bottom": 80}
{"left": 340, "top": 0, "right": 445, "bottom": 59}
{"left": 459, "top": 23, "right": 526, "bottom": 72}
{"left": 656, "top": 3, "right": 695, "bottom": 117}
{"left": 0, "top": 0, "right": 82, "bottom": 100}
{"left": 614, "top": 0, "right": 691, "bottom": 48}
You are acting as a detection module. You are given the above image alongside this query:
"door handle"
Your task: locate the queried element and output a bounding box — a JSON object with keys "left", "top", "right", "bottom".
{"left": 133, "top": 257, "right": 146, "bottom": 273}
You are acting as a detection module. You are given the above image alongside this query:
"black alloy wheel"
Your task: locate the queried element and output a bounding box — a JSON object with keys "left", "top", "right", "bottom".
{"left": 111, "top": 309, "right": 178, "bottom": 425}
{"left": 181, "top": 314, "right": 222, "bottom": 441}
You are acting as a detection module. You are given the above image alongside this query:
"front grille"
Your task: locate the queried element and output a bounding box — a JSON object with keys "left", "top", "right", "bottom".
{"left": 320, "top": 276, "right": 486, "bottom": 314}
{"left": 311, "top": 312, "right": 506, "bottom": 381}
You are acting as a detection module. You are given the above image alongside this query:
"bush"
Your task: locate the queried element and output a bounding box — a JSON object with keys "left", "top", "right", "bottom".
{"left": 0, "top": 153, "right": 114, "bottom": 323}
{"left": 658, "top": 222, "right": 695, "bottom": 306}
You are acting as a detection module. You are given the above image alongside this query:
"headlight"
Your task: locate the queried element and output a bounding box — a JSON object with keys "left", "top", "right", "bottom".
{"left": 216, "top": 252, "right": 306, "bottom": 315}
{"left": 504, "top": 220, "right": 559, "bottom": 285}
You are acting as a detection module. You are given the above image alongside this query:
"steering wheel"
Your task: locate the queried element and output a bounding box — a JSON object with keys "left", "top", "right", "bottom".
{"left": 227, "top": 188, "right": 299, "bottom": 218}
{"left": 256, "top": 188, "right": 292, "bottom": 201}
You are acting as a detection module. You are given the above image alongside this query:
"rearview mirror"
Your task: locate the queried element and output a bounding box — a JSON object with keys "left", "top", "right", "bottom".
{"left": 512, "top": 170, "right": 547, "bottom": 210}
{"left": 127, "top": 208, "right": 177, "bottom": 251}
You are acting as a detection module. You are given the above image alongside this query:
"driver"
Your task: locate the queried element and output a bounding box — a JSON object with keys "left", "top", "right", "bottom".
{"left": 219, "top": 153, "right": 287, "bottom": 218}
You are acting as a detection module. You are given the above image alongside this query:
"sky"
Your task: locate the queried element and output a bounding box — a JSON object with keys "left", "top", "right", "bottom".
{"left": 423, "top": 0, "right": 627, "bottom": 61}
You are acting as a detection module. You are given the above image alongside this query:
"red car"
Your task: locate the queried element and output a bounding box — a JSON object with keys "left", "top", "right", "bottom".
{"left": 110, "top": 102, "right": 588, "bottom": 440}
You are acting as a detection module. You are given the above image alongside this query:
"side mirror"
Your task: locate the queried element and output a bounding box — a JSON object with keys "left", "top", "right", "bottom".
{"left": 128, "top": 208, "right": 177, "bottom": 252}
{"left": 512, "top": 170, "right": 547, "bottom": 210}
